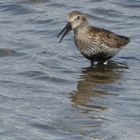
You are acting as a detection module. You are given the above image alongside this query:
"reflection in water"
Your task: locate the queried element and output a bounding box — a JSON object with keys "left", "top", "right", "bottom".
{"left": 71, "top": 61, "right": 128, "bottom": 111}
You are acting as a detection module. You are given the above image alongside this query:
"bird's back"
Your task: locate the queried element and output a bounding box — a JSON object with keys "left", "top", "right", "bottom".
{"left": 74, "top": 26, "right": 130, "bottom": 62}
{"left": 87, "top": 26, "right": 130, "bottom": 48}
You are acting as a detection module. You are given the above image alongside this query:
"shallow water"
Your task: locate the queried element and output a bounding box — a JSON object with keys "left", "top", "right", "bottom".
{"left": 0, "top": 0, "right": 140, "bottom": 140}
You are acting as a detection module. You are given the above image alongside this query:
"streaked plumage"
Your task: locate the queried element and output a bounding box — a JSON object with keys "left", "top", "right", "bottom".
{"left": 57, "top": 11, "right": 130, "bottom": 65}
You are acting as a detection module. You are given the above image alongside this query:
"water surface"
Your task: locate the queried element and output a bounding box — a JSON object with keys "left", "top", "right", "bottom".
{"left": 0, "top": 0, "right": 140, "bottom": 140}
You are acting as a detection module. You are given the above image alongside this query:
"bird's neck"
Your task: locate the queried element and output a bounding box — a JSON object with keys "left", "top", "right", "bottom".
{"left": 73, "top": 25, "right": 88, "bottom": 37}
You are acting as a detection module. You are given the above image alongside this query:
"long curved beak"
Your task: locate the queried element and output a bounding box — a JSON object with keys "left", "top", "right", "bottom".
{"left": 57, "top": 22, "right": 72, "bottom": 43}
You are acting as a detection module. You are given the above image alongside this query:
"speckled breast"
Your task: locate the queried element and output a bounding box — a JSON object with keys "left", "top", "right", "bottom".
{"left": 74, "top": 34, "right": 119, "bottom": 62}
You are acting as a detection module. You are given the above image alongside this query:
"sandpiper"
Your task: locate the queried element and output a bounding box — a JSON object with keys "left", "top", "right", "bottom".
{"left": 57, "top": 11, "right": 130, "bottom": 65}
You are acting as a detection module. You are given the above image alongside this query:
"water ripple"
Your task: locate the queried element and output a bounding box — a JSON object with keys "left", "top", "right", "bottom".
{"left": 0, "top": 0, "right": 139, "bottom": 140}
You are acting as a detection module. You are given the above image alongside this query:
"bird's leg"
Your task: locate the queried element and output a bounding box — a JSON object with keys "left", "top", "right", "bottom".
{"left": 103, "top": 61, "right": 108, "bottom": 65}
{"left": 98, "top": 60, "right": 108, "bottom": 65}
{"left": 90, "top": 61, "right": 94, "bottom": 67}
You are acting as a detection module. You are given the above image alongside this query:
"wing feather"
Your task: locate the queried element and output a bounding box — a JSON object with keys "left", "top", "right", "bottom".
{"left": 87, "top": 27, "right": 130, "bottom": 48}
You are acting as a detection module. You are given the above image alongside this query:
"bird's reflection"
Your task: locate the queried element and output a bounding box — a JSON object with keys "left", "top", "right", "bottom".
{"left": 70, "top": 61, "right": 128, "bottom": 112}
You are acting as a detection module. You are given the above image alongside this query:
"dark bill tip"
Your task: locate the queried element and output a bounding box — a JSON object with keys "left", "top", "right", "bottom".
{"left": 57, "top": 22, "right": 72, "bottom": 43}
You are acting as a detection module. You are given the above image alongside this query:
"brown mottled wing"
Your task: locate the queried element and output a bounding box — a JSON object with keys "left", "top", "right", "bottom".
{"left": 88, "top": 27, "right": 130, "bottom": 48}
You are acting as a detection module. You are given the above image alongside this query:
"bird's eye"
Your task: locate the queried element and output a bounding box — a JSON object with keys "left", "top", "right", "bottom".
{"left": 76, "top": 16, "right": 80, "bottom": 20}
{"left": 75, "top": 16, "right": 80, "bottom": 20}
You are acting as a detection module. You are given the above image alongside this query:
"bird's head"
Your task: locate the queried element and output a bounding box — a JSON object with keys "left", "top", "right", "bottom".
{"left": 57, "top": 11, "right": 88, "bottom": 43}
